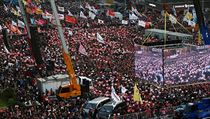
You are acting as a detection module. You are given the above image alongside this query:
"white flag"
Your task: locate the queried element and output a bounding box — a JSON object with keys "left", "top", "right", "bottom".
{"left": 4, "top": 4, "right": 8, "bottom": 11}
{"left": 79, "top": 44, "right": 88, "bottom": 56}
{"left": 132, "top": 7, "right": 141, "bottom": 17}
{"left": 111, "top": 86, "right": 121, "bottom": 102}
{"left": 68, "top": 30, "right": 73, "bottom": 36}
{"left": 188, "top": 20, "right": 196, "bottom": 27}
{"left": 80, "top": 5, "right": 84, "bottom": 10}
{"left": 4, "top": 45, "right": 10, "bottom": 54}
{"left": 58, "top": 14, "right": 64, "bottom": 20}
{"left": 80, "top": 11, "right": 87, "bottom": 19}
{"left": 169, "top": 14, "right": 177, "bottom": 24}
{"left": 97, "top": 33, "right": 104, "bottom": 43}
{"left": 0, "top": 25, "right": 2, "bottom": 31}
{"left": 18, "top": 20, "right": 25, "bottom": 28}
{"left": 114, "top": 12, "right": 123, "bottom": 20}
{"left": 89, "top": 11, "right": 96, "bottom": 20}
{"left": 121, "top": 85, "right": 127, "bottom": 94}
{"left": 12, "top": 20, "right": 17, "bottom": 26}
{"left": 85, "top": 2, "right": 91, "bottom": 10}
{"left": 91, "top": 6, "right": 98, "bottom": 14}
{"left": 98, "top": 19, "right": 104, "bottom": 24}
{"left": 129, "top": 12, "right": 138, "bottom": 20}
{"left": 57, "top": 6, "right": 64, "bottom": 12}
{"left": 138, "top": 20, "right": 146, "bottom": 27}
{"left": 16, "top": 6, "right": 21, "bottom": 13}
{"left": 68, "top": 10, "right": 73, "bottom": 16}
{"left": 122, "top": 20, "right": 128, "bottom": 25}
{"left": 172, "top": 6, "right": 177, "bottom": 16}
{"left": 45, "top": 11, "right": 53, "bottom": 19}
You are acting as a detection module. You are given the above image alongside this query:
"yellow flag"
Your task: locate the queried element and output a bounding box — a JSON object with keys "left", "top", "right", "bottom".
{"left": 106, "top": 0, "right": 113, "bottom": 4}
{"left": 185, "top": 12, "right": 193, "bottom": 20}
{"left": 36, "top": 8, "right": 43, "bottom": 14}
{"left": 35, "top": 0, "right": 41, "bottom": 3}
{"left": 11, "top": 8, "right": 21, "bottom": 16}
{"left": 22, "top": 0, "right": 27, "bottom": 5}
{"left": 133, "top": 83, "right": 143, "bottom": 104}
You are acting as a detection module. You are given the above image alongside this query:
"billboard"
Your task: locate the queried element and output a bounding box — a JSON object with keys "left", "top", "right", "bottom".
{"left": 135, "top": 45, "right": 210, "bottom": 85}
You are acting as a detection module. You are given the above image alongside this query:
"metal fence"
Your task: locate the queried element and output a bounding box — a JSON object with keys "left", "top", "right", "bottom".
{"left": 110, "top": 107, "right": 175, "bottom": 119}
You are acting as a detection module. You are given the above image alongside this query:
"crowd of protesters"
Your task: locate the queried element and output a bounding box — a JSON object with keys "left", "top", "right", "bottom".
{"left": 135, "top": 46, "right": 210, "bottom": 85}
{"left": 0, "top": 0, "right": 210, "bottom": 119}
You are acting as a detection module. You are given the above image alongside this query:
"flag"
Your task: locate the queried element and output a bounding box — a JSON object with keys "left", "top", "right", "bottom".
{"left": 106, "top": 0, "right": 114, "bottom": 4}
{"left": 91, "top": 6, "right": 98, "bottom": 14}
{"left": 79, "top": 44, "right": 88, "bottom": 55}
{"left": 18, "top": 20, "right": 25, "bottom": 28}
{"left": 37, "top": 19, "right": 46, "bottom": 25}
{"left": 80, "top": 11, "right": 87, "bottom": 19}
{"left": 36, "top": 8, "right": 43, "bottom": 14}
{"left": 80, "top": 5, "right": 84, "bottom": 10}
{"left": 4, "top": 4, "right": 8, "bottom": 11}
{"left": 30, "top": 18, "right": 36, "bottom": 25}
{"left": 87, "top": 23, "right": 90, "bottom": 27}
{"left": 107, "top": 9, "right": 115, "bottom": 17}
{"left": 26, "top": 7, "right": 32, "bottom": 14}
{"left": 138, "top": 20, "right": 146, "bottom": 27}
{"left": 68, "top": 10, "right": 73, "bottom": 16}
{"left": 11, "top": 8, "right": 21, "bottom": 16}
{"left": 97, "top": 33, "right": 104, "bottom": 43}
{"left": 133, "top": 83, "right": 143, "bottom": 104}
{"left": 16, "top": 6, "right": 21, "bottom": 13}
{"left": 22, "top": 0, "right": 27, "bottom": 6}
{"left": 89, "top": 11, "right": 96, "bottom": 20}
{"left": 4, "top": 45, "right": 10, "bottom": 54}
{"left": 58, "top": 14, "right": 64, "bottom": 20}
{"left": 0, "top": 25, "right": 2, "bottom": 31}
{"left": 45, "top": 11, "right": 53, "bottom": 19}
{"left": 114, "top": 12, "right": 123, "bottom": 20}
{"left": 35, "top": 0, "right": 41, "bottom": 3}
{"left": 192, "top": 8, "right": 197, "bottom": 23}
{"left": 65, "top": 16, "right": 76, "bottom": 24}
{"left": 121, "top": 85, "right": 127, "bottom": 94}
{"left": 85, "top": 2, "right": 91, "bottom": 10}
{"left": 122, "top": 20, "right": 128, "bottom": 25}
{"left": 185, "top": 12, "right": 193, "bottom": 21}
{"left": 111, "top": 86, "right": 121, "bottom": 102}
{"left": 68, "top": 30, "right": 73, "bottom": 36}
{"left": 129, "top": 12, "right": 138, "bottom": 20}
{"left": 57, "top": 6, "right": 64, "bottom": 12}
{"left": 132, "top": 7, "right": 141, "bottom": 17}
{"left": 10, "top": 25, "right": 21, "bottom": 34}
{"left": 188, "top": 20, "right": 196, "bottom": 27}
{"left": 12, "top": 21, "right": 17, "bottom": 26}
{"left": 172, "top": 6, "right": 177, "bottom": 16}
{"left": 98, "top": 19, "right": 104, "bottom": 24}
{"left": 169, "top": 14, "right": 177, "bottom": 24}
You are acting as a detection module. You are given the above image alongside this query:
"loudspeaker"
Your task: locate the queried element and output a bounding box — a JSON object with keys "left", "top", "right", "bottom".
{"left": 2, "top": 29, "right": 10, "bottom": 51}
{"left": 30, "top": 26, "right": 43, "bottom": 65}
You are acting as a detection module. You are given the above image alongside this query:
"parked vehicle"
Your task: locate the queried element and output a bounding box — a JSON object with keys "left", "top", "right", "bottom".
{"left": 98, "top": 101, "right": 127, "bottom": 119}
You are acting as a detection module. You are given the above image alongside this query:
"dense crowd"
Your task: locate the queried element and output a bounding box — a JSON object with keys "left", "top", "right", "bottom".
{"left": 0, "top": 0, "right": 210, "bottom": 119}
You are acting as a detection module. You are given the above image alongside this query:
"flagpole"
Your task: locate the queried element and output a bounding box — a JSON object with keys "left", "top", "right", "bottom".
{"left": 18, "top": 0, "right": 31, "bottom": 39}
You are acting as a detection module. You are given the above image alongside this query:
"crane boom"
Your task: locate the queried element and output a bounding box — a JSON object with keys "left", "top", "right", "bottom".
{"left": 49, "top": 0, "right": 80, "bottom": 98}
